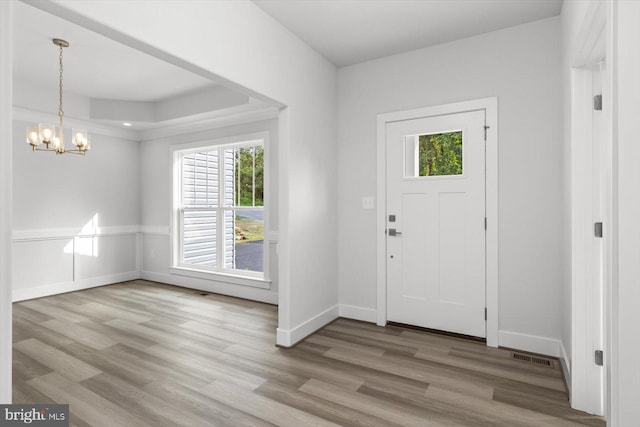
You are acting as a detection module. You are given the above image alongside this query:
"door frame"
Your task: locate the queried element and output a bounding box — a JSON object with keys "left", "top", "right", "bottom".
{"left": 569, "top": 0, "right": 610, "bottom": 416}
{"left": 376, "top": 97, "right": 499, "bottom": 347}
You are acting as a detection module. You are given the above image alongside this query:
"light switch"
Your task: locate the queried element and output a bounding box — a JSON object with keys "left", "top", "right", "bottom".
{"left": 362, "top": 196, "right": 374, "bottom": 210}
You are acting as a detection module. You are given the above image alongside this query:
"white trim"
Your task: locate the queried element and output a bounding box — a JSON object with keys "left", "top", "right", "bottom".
{"left": 9, "top": 222, "right": 278, "bottom": 304}
{"left": 139, "top": 106, "right": 279, "bottom": 142}
{"left": 266, "top": 231, "right": 279, "bottom": 242}
{"left": 169, "top": 266, "right": 271, "bottom": 290}
{"left": 572, "top": 0, "right": 607, "bottom": 67}
{"left": 12, "top": 225, "right": 141, "bottom": 241}
{"left": 171, "top": 132, "right": 268, "bottom": 153}
{"left": 15, "top": 101, "right": 279, "bottom": 144}
{"left": 11, "top": 228, "right": 142, "bottom": 302}
{"left": 13, "top": 106, "right": 139, "bottom": 141}
{"left": 484, "top": 98, "right": 499, "bottom": 348}
{"left": 376, "top": 97, "right": 499, "bottom": 348}
{"left": 498, "top": 330, "right": 562, "bottom": 358}
{"left": 276, "top": 304, "right": 339, "bottom": 347}
{"left": 170, "top": 131, "right": 271, "bottom": 282}
{"left": 0, "top": 0, "right": 13, "bottom": 404}
{"left": 276, "top": 109, "right": 291, "bottom": 345}
{"left": 560, "top": 339, "right": 572, "bottom": 395}
{"left": 612, "top": 1, "right": 640, "bottom": 424}
{"left": 140, "top": 225, "right": 170, "bottom": 236}
{"left": 12, "top": 271, "right": 139, "bottom": 302}
{"left": 135, "top": 232, "right": 142, "bottom": 277}
{"left": 376, "top": 114, "right": 386, "bottom": 327}
{"left": 338, "top": 304, "right": 377, "bottom": 323}
{"left": 141, "top": 270, "right": 278, "bottom": 305}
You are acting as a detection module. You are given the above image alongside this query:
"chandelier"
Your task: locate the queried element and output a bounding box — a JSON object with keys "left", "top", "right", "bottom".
{"left": 26, "top": 38, "right": 90, "bottom": 155}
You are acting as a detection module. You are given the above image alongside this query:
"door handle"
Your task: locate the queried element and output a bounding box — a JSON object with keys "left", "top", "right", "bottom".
{"left": 388, "top": 228, "right": 402, "bottom": 236}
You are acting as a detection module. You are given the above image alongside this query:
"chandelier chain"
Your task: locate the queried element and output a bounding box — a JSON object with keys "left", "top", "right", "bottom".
{"left": 58, "top": 43, "right": 64, "bottom": 121}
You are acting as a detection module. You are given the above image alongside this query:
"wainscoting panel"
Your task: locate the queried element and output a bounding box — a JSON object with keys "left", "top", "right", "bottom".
{"left": 13, "top": 238, "right": 74, "bottom": 291}
{"left": 76, "top": 234, "right": 137, "bottom": 280}
{"left": 12, "top": 226, "right": 279, "bottom": 304}
{"left": 12, "top": 227, "right": 140, "bottom": 302}
{"left": 141, "top": 233, "right": 171, "bottom": 274}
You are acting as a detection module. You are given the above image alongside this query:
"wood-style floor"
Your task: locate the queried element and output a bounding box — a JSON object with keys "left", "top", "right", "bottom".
{"left": 13, "top": 280, "right": 604, "bottom": 427}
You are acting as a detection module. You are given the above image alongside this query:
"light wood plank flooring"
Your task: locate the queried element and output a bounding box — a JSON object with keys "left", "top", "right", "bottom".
{"left": 13, "top": 280, "right": 604, "bottom": 426}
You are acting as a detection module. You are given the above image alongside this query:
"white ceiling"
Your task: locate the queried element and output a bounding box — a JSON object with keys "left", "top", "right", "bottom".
{"left": 12, "top": 2, "right": 282, "bottom": 132}
{"left": 252, "top": 0, "right": 564, "bottom": 67}
{"left": 13, "top": 1, "right": 215, "bottom": 102}
{"left": 13, "top": 0, "right": 563, "bottom": 129}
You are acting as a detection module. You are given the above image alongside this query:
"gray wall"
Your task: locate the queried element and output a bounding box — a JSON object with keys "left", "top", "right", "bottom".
{"left": 12, "top": 116, "right": 141, "bottom": 299}
{"left": 337, "top": 17, "right": 564, "bottom": 354}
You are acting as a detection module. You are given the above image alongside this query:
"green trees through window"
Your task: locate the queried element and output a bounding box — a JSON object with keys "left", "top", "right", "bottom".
{"left": 418, "top": 131, "right": 463, "bottom": 176}
{"left": 235, "top": 145, "right": 264, "bottom": 206}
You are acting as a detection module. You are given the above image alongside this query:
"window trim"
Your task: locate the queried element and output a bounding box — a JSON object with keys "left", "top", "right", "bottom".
{"left": 170, "top": 131, "right": 270, "bottom": 287}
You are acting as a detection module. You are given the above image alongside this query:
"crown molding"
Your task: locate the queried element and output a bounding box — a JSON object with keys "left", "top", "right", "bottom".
{"left": 14, "top": 104, "right": 280, "bottom": 143}
{"left": 13, "top": 106, "right": 140, "bottom": 141}
{"left": 138, "top": 105, "right": 280, "bottom": 141}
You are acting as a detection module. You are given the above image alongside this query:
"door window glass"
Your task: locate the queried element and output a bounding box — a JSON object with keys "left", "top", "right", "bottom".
{"left": 404, "top": 131, "right": 463, "bottom": 177}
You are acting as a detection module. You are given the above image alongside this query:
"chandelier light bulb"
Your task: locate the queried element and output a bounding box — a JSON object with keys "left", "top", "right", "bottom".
{"left": 73, "top": 129, "right": 88, "bottom": 147}
{"left": 39, "top": 123, "right": 55, "bottom": 143}
{"left": 26, "top": 128, "right": 40, "bottom": 146}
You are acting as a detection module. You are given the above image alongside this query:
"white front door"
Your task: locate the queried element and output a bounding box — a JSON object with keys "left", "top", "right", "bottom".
{"left": 386, "top": 110, "right": 486, "bottom": 338}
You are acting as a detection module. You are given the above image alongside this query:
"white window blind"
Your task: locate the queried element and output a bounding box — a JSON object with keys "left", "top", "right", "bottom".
{"left": 181, "top": 151, "right": 219, "bottom": 267}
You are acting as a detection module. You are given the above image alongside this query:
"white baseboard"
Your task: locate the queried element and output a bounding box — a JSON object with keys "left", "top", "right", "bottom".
{"left": 141, "top": 270, "right": 278, "bottom": 305}
{"left": 559, "top": 339, "right": 571, "bottom": 394}
{"left": 338, "top": 304, "right": 377, "bottom": 323}
{"left": 498, "top": 330, "right": 561, "bottom": 358}
{"left": 12, "top": 271, "right": 139, "bottom": 302}
{"left": 277, "top": 304, "right": 339, "bottom": 347}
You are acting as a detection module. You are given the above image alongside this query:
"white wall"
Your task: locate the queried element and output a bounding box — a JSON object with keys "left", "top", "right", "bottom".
{"left": 35, "top": 0, "right": 339, "bottom": 346}
{"left": 139, "top": 119, "right": 279, "bottom": 304}
{"left": 11, "top": 115, "right": 141, "bottom": 301}
{"left": 338, "top": 17, "right": 563, "bottom": 355}
{"left": 0, "top": 0, "right": 14, "bottom": 403}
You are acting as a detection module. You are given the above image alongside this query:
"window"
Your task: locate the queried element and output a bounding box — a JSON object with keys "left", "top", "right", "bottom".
{"left": 172, "top": 135, "right": 267, "bottom": 283}
{"left": 404, "top": 131, "right": 463, "bottom": 178}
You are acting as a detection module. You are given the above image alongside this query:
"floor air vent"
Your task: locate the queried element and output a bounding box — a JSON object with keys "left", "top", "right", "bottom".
{"left": 511, "top": 352, "right": 554, "bottom": 368}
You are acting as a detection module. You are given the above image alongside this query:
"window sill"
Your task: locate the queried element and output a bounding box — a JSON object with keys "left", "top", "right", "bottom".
{"left": 169, "top": 266, "right": 271, "bottom": 290}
